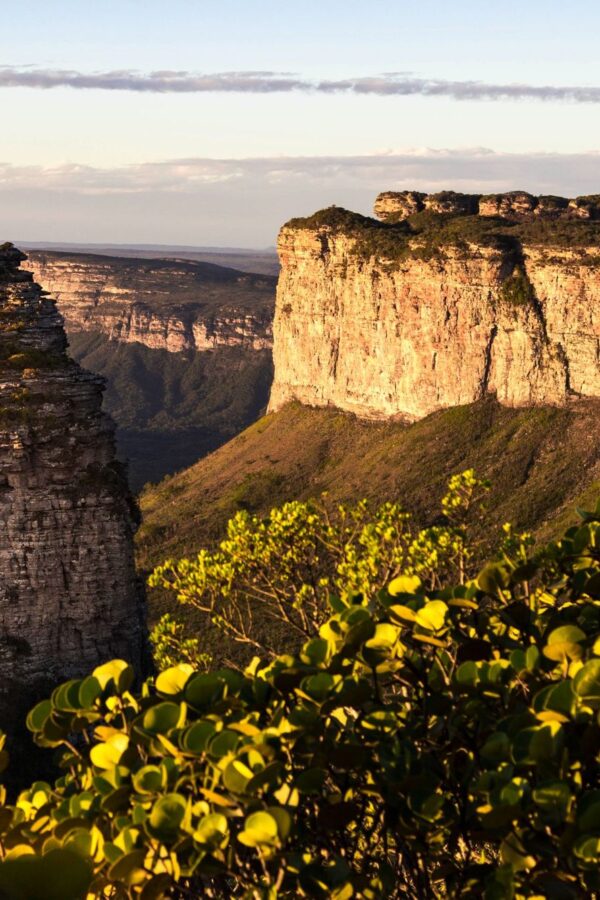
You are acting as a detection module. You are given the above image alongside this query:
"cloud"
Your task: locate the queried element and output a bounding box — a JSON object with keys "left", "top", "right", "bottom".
{"left": 2, "top": 149, "right": 600, "bottom": 245}
{"left": 2, "top": 149, "right": 600, "bottom": 196}
{"left": 2, "top": 67, "right": 600, "bottom": 102}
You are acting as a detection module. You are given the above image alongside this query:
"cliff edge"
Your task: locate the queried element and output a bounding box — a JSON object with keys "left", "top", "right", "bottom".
{"left": 0, "top": 244, "right": 146, "bottom": 727}
{"left": 269, "top": 195, "right": 600, "bottom": 420}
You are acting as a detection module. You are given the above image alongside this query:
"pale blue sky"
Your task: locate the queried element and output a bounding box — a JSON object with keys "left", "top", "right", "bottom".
{"left": 2, "top": 1, "right": 600, "bottom": 245}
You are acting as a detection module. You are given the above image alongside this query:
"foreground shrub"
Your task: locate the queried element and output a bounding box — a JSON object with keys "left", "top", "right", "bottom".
{"left": 150, "top": 470, "right": 490, "bottom": 662}
{"left": 0, "top": 492, "right": 598, "bottom": 897}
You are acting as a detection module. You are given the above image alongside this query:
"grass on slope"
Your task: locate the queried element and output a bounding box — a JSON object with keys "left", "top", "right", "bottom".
{"left": 138, "top": 398, "right": 600, "bottom": 577}
{"left": 137, "top": 398, "right": 600, "bottom": 665}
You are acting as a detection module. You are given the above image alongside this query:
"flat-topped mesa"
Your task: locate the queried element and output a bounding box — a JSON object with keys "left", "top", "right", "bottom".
{"left": 375, "top": 189, "right": 600, "bottom": 222}
{"left": 0, "top": 243, "right": 147, "bottom": 727}
{"left": 269, "top": 200, "right": 600, "bottom": 421}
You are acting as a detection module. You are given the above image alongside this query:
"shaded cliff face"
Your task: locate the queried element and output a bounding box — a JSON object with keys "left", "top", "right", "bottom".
{"left": 23, "top": 252, "right": 276, "bottom": 489}
{"left": 26, "top": 251, "right": 274, "bottom": 353}
{"left": 269, "top": 208, "right": 600, "bottom": 420}
{"left": 0, "top": 245, "right": 146, "bottom": 728}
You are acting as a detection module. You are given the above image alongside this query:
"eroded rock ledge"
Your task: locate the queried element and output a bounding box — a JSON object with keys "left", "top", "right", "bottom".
{"left": 0, "top": 244, "right": 147, "bottom": 727}
{"left": 374, "top": 189, "right": 600, "bottom": 222}
{"left": 269, "top": 196, "right": 600, "bottom": 420}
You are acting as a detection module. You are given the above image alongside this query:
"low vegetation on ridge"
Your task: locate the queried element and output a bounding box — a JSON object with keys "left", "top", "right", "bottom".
{"left": 285, "top": 205, "right": 600, "bottom": 264}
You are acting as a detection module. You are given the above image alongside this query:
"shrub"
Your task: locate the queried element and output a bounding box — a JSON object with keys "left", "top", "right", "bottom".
{"left": 150, "top": 470, "right": 490, "bottom": 660}
{"left": 0, "top": 484, "right": 598, "bottom": 897}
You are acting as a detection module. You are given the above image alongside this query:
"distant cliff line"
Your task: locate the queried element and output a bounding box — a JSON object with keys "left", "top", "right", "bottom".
{"left": 269, "top": 190, "right": 600, "bottom": 421}
{"left": 25, "top": 252, "right": 274, "bottom": 355}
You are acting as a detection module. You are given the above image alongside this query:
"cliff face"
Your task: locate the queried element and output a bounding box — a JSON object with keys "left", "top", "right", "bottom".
{"left": 0, "top": 245, "right": 146, "bottom": 725}
{"left": 21, "top": 252, "right": 276, "bottom": 489}
{"left": 269, "top": 205, "right": 600, "bottom": 420}
{"left": 26, "top": 252, "right": 273, "bottom": 353}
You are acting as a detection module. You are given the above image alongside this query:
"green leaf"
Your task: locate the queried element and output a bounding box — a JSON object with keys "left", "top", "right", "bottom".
{"left": 387, "top": 604, "right": 417, "bottom": 623}
{"left": 208, "top": 730, "right": 240, "bottom": 758}
{"left": 576, "top": 790, "right": 600, "bottom": 831}
{"left": 300, "top": 673, "right": 337, "bottom": 701}
{"left": 478, "top": 564, "right": 509, "bottom": 595}
{"left": 90, "top": 734, "right": 129, "bottom": 770}
{"left": 238, "top": 811, "right": 279, "bottom": 847}
{"left": 573, "top": 836, "right": 600, "bottom": 861}
{"left": 573, "top": 659, "right": 600, "bottom": 707}
{"left": 155, "top": 665, "right": 193, "bottom": 696}
{"left": 193, "top": 813, "right": 229, "bottom": 849}
{"left": 142, "top": 702, "right": 183, "bottom": 735}
{"left": 222, "top": 759, "right": 254, "bottom": 794}
{"left": 146, "top": 794, "right": 187, "bottom": 842}
{"left": 388, "top": 575, "right": 422, "bottom": 596}
{"left": 107, "top": 849, "right": 147, "bottom": 884}
{"left": 415, "top": 601, "right": 448, "bottom": 632}
{"left": 512, "top": 722, "right": 563, "bottom": 764}
{"left": 78, "top": 676, "right": 102, "bottom": 709}
{"left": 184, "top": 673, "right": 226, "bottom": 709}
{"left": 26, "top": 700, "right": 51, "bottom": 734}
{"left": 132, "top": 766, "right": 164, "bottom": 795}
{"left": 180, "top": 720, "right": 216, "bottom": 754}
{"left": 543, "top": 625, "right": 587, "bottom": 662}
{"left": 300, "top": 638, "right": 331, "bottom": 666}
{"left": 93, "top": 660, "right": 134, "bottom": 694}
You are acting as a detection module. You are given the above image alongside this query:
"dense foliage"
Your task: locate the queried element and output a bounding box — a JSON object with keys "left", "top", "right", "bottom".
{"left": 149, "top": 471, "right": 490, "bottom": 664}
{"left": 0, "top": 479, "right": 598, "bottom": 898}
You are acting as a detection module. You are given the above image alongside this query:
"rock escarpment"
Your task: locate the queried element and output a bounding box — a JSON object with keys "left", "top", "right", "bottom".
{"left": 375, "top": 190, "right": 600, "bottom": 223}
{"left": 26, "top": 252, "right": 273, "bottom": 353}
{"left": 22, "top": 252, "right": 276, "bottom": 489}
{"left": 269, "top": 200, "right": 600, "bottom": 420}
{"left": 0, "top": 244, "right": 146, "bottom": 726}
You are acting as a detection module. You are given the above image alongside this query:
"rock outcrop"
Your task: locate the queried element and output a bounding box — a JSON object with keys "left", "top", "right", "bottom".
{"left": 0, "top": 244, "right": 146, "bottom": 726}
{"left": 373, "top": 191, "right": 426, "bottom": 221}
{"left": 375, "top": 190, "right": 600, "bottom": 223}
{"left": 268, "top": 202, "right": 600, "bottom": 420}
{"left": 26, "top": 252, "right": 274, "bottom": 354}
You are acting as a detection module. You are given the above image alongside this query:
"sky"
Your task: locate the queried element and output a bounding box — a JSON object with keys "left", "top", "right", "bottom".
{"left": 2, "top": 0, "right": 600, "bottom": 246}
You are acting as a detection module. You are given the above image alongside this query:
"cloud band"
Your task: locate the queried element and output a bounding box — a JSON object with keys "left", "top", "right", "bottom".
{"left": 1, "top": 67, "right": 600, "bottom": 102}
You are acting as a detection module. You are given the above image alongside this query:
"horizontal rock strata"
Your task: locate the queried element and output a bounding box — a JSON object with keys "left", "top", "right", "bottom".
{"left": 269, "top": 207, "right": 600, "bottom": 420}
{"left": 0, "top": 245, "right": 146, "bottom": 726}
{"left": 25, "top": 252, "right": 274, "bottom": 353}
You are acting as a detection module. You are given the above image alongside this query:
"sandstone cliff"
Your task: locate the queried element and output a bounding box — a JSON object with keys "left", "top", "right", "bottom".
{"left": 26, "top": 252, "right": 274, "bottom": 353}
{"left": 0, "top": 244, "right": 146, "bottom": 727}
{"left": 21, "top": 252, "right": 276, "bottom": 489}
{"left": 27, "top": 251, "right": 275, "bottom": 353}
{"left": 269, "top": 202, "right": 600, "bottom": 420}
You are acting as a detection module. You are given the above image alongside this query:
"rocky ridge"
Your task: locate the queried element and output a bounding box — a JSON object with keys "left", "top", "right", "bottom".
{"left": 0, "top": 244, "right": 146, "bottom": 726}
{"left": 374, "top": 189, "right": 600, "bottom": 222}
{"left": 269, "top": 196, "right": 600, "bottom": 420}
{"left": 26, "top": 252, "right": 274, "bottom": 354}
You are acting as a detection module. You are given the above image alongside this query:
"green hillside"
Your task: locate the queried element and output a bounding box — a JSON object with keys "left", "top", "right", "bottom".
{"left": 69, "top": 332, "right": 273, "bottom": 489}
{"left": 138, "top": 397, "right": 600, "bottom": 581}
